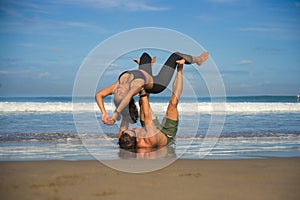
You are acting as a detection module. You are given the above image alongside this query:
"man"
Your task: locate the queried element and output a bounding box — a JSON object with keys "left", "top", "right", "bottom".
{"left": 118, "top": 60, "right": 185, "bottom": 149}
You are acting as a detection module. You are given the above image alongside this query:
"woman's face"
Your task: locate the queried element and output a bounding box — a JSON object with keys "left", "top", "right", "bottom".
{"left": 114, "top": 84, "right": 129, "bottom": 103}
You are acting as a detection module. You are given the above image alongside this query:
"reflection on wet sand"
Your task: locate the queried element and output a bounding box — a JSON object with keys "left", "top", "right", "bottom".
{"left": 118, "top": 145, "right": 176, "bottom": 159}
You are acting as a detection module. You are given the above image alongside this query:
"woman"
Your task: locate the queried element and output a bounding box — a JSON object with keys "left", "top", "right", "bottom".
{"left": 95, "top": 51, "right": 208, "bottom": 136}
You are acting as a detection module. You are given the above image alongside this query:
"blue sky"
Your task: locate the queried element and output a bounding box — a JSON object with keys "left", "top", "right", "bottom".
{"left": 0, "top": 0, "right": 299, "bottom": 96}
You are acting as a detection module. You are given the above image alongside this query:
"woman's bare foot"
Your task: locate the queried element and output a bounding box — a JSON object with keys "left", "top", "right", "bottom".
{"left": 176, "top": 59, "right": 185, "bottom": 65}
{"left": 133, "top": 58, "right": 140, "bottom": 64}
{"left": 151, "top": 56, "right": 156, "bottom": 64}
{"left": 195, "top": 51, "right": 209, "bottom": 66}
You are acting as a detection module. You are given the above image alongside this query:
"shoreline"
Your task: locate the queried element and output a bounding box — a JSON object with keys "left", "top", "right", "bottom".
{"left": 1, "top": 158, "right": 299, "bottom": 200}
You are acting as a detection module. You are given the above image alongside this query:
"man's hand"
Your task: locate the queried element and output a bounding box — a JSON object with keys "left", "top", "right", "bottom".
{"left": 102, "top": 112, "right": 116, "bottom": 125}
{"left": 105, "top": 118, "right": 116, "bottom": 125}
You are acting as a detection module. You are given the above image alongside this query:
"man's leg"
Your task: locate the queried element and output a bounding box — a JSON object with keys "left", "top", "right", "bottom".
{"left": 165, "top": 64, "right": 183, "bottom": 120}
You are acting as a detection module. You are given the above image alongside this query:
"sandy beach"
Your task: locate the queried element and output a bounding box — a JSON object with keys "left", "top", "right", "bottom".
{"left": 0, "top": 158, "right": 299, "bottom": 200}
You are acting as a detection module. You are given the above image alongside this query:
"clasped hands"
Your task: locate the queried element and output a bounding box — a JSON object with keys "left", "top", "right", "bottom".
{"left": 102, "top": 87, "right": 149, "bottom": 125}
{"left": 101, "top": 111, "right": 119, "bottom": 125}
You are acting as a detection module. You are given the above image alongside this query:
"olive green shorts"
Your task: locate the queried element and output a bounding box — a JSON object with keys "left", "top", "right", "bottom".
{"left": 140, "top": 117, "right": 178, "bottom": 144}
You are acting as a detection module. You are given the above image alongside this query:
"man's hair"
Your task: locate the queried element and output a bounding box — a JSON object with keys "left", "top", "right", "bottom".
{"left": 118, "top": 132, "right": 137, "bottom": 149}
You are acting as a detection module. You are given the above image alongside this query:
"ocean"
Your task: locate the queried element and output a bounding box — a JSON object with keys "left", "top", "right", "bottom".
{"left": 0, "top": 96, "right": 300, "bottom": 161}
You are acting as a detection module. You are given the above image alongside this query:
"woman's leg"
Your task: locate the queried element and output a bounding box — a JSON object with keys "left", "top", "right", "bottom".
{"left": 138, "top": 52, "right": 152, "bottom": 76}
{"left": 149, "top": 51, "right": 208, "bottom": 94}
{"left": 149, "top": 52, "right": 190, "bottom": 94}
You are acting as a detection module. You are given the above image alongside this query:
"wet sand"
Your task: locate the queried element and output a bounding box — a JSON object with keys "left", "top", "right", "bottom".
{"left": 1, "top": 158, "right": 300, "bottom": 200}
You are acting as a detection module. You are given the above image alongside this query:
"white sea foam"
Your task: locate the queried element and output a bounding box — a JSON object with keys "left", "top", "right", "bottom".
{"left": 0, "top": 102, "right": 300, "bottom": 114}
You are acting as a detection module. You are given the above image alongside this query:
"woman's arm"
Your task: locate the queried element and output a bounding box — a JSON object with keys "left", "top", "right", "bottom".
{"left": 110, "top": 79, "right": 144, "bottom": 123}
{"left": 95, "top": 81, "right": 118, "bottom": 124}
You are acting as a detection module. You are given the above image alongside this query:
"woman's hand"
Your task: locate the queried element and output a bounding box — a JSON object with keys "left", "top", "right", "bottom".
{"left": 96, "top": 81, "right": 118, "bottom": 124}
{"left": 101, "top": 112, "right": 110, "bottom": 124}
{"left": 102, "top": 112, "right": 118, "bottom": 125}
{"left": 108, "top": 111, "right": 119, "bottom": 125}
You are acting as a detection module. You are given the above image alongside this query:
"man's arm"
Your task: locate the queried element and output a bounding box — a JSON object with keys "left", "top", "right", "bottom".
{"left": 117, "top": 119, "right": 129, "bottom": 139}
{"left": 139, "top": 94, "right": 159, "bottom": 138}
{"left": 140, "top": 95, "right": 152, "bottom": 126}
{"left": 139, "top": 94, "right": 168, "bottom": 147}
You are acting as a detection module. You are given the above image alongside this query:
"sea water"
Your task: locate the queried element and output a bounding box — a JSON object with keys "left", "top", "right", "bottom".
{"left": 0, "top": 96, "right": 299, "bottom": 161}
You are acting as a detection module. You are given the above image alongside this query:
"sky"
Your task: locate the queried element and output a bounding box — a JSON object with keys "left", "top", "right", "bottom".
{"left": 0, "top": 0, "right": 300, "bottom": 96}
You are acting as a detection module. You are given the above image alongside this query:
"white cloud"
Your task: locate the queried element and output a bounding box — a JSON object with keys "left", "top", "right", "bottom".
{"left": 3, "top": 0, "right": 169, "bottom": 13}
{"left": 103, "top": 69, "right": 122, "bottom": 76}
{"left": 205, "top": 0, "right": 241, "bottom": 4}
{"left": 108, "top": 63, "right": 120, "bottom": 67}
{"left": 55, "top": 0, "right": 169, "bottom": 11}
{"left": 0, "top": 70, "right": 29, "bottom": 76}
{"left": 7, "top": 0, "right": 41, "bottom": 9}
{"left": 0, "top": 6, "right": 22, "bottom": 18}
{"left": 0, "top": 70, "right": 51, "bottom": 79}
{"left": 237, "top": 23, "right": 300, "bottom": 40}
{"left": 258, "top": 81, "right": 271, "bottom": 86}
{"left": 254, "top": 47, "right": 282, "bottom": 55}
{"left": 32, "top": 19, "right": 106, "bottom": 33}
{"left": 17, "top": 43, "right": 38, "bottom": 48}
{"left": 0, "top": 0, "right": 168, "bottom": 36}
{"left": 38, "top": 72, "right": 50, "bottom": 78}
{"left": 0, "top": 1, "right": 106, "bottom": 34}
{"left": 0, "top": 18, "right": 107, "bottom": 35}
{"left": 235, "top": 60, "right": 253, "bottom": 65}
{"left": 240, "top": 83, "right": 250, "bottom": 88}
{"left": 0, "top": 70, "right": 10, "bottom": 75}
{"left": 237, "top": 27, "right": 281, "bottom": 33}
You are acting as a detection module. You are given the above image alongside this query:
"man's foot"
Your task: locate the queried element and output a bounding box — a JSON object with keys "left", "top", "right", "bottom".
{"left": 195, "top": 51, "right": 209, "bottom": 66}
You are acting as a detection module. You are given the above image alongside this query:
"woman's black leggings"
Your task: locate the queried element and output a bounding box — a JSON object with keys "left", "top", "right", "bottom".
{"left": 139, "top": 52, "right": 193, "bottom": 94}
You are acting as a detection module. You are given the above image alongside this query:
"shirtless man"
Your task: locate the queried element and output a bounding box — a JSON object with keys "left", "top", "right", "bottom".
{"left": 118, "top": 60, "right": 186, "bottom": 149}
